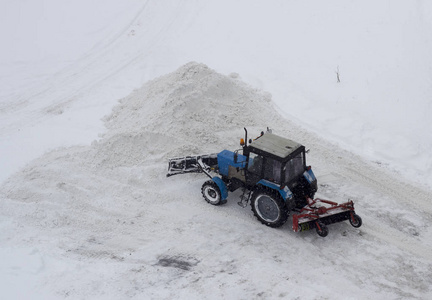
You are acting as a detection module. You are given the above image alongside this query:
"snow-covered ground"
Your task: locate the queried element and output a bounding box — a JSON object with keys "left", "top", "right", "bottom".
{"left": 1, "top": 1, "right": 432, "bottom": 299}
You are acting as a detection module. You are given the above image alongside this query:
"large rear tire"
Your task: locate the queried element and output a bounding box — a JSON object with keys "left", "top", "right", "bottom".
{"left": 251, "top": 188, "right": 288, "bottom": 228}
{"left": 202, "top": 180, "right": 223, "bottom": 205}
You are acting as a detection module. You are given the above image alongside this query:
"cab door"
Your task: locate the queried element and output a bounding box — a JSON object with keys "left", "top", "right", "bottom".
{"left": 246, "top": 152, "right": 264, "bottom": 185}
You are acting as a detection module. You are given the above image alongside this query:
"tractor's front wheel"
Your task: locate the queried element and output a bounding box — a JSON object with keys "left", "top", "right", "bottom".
{"left": 202, "top": 180, "right": 223, "bottom": 205}
{"left": 251, "top": 189, "right": 288, "bottom": 228}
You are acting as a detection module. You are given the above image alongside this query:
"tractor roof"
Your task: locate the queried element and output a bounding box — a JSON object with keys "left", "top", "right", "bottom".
{"left": 249, "top": 133, "right": 303, "bottom": 159}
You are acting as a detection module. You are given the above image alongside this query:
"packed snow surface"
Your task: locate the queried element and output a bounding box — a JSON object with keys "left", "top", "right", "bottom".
{"left": 1, "top": 0, "right": 432, "bottom": 299}
{"left": 2, "top": 63, "right": 432, "bottom": 299}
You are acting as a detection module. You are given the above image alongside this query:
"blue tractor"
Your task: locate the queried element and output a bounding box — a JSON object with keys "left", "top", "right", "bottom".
{"left": 167, "top": 128, "right": 361, "bottom": 237}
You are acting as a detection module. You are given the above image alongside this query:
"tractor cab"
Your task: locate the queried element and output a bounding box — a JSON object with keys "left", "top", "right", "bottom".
{"left": 240, "top": 130, "right": 317, "bottom": 206}
{"left": 243, "top": 132, "right": 304, "bottom": 185}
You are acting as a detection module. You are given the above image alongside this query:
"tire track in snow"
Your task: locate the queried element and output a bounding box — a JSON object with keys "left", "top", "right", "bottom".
{"left": 341, "top": 166, "right": 432, "bottom": 260}
{"left": 362, "top": 218, "right": 432, "bottom": 260}
{"left": 1, "top": 1, "right": 151, "bottom": 130}
{"left": 343, "top": 166, "right": 432, "bottom": 215}
{"left": 275, "top": 110, "right": 432, "bottom": 260}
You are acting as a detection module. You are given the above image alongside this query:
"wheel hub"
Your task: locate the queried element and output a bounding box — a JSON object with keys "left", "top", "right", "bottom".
{"left": 257, "top": 196, "right": 279, "bottom": 221}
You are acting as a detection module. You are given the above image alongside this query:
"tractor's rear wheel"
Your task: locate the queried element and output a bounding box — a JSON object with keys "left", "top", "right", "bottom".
{"left": 251, "top": 189, "right": 288, "bottom": 228}
{"left": 202, "top": 180, "right": 222, "bottom": 205}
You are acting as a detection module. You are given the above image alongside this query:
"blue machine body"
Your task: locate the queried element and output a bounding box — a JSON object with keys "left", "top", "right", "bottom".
{"left": 257, "top": 179, "right": 293, "bottom": 201}
{"left": 216, "top": 149, "right": 295, "bottom": 202}
{"left": 217, "top": 150, "right": 247, "bottom": 177}
{"left": 212, "top": 150, "right": 247, "bottom": 201}
{"left": 213, "top": 149, "right": 317, "bottom": 204}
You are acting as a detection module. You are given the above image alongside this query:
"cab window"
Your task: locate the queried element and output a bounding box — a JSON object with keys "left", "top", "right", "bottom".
{"left": 248, "top": 153, "right": 263, "bottom": 174}
{"left": 284, "top": 152, "right": 305, "bottom": 183}
{"left": 263, "top": 158, "right": 282, "bottom": 183}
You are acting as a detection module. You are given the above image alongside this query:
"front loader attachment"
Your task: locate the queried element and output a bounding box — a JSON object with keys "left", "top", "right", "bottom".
{"left": 167, "top": 154, "right": 218, "bottom": 178}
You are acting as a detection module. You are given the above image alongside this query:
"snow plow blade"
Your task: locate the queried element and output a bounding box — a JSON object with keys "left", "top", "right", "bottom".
{"left": 292, "top": 198, "right": 362, "bottom": 237}
{"left": 166, "top": 154, "right": 218, "bottom": 177}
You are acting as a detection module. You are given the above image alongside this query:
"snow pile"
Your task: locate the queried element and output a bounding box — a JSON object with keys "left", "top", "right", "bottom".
{"left": 0, "top": 62, "right": 292, "bottom": 298}
{"left": 1, "top": 63, "right": 432, "bottom": 299}
{"left": 101, "top": 62, "right": 276, "bottom": 154}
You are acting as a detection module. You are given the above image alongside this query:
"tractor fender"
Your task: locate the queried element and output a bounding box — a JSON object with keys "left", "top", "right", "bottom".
{"left": 257, "top": 179, "right": 293, "bottom": 202}
{"left": 303, "top": 168, "right": 317, "bottom": 183}
{"left": 212, "top": 177, "right": 228, "bottom": 200}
